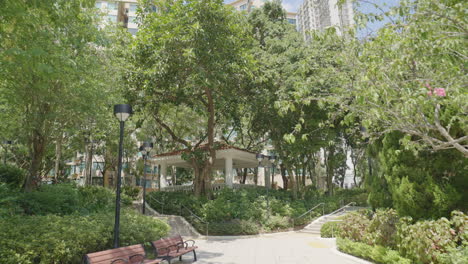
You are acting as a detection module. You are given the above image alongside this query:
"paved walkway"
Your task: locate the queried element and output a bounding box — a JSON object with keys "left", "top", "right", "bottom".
{"left": 170, "top": 232, "right": 371, "bottom": 264}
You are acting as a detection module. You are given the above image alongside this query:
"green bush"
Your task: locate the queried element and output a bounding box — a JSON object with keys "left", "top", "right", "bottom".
{"left": 0, "top": 209, "right": 170, "bottom": 264}
{"left": 264, "top": 215, "right": 291, "bottom": 232}
{"left": 339, "top": 211, "right": 371, "bottom": 242}
{"left": 208, "top": 219, "right": 260, "bottom": 235}
{"left": 20, "top": 184, "right": 81, "bottom": 215}
{"left": 321, "top": 221, "right": 341, "bottom": 238}
{"left": 0, "top": 165, "right": 26, "bottom": 188}
{"left": 0, "top": 184, "right": 23, "bottom": 217}
{"left": 397, "top": 215, "right": 459, "bottom": 264}
{"left": 122, "top": 185, "right": 140, "bottom": 200}
{"left": 365, "top": 209, "right": 399, "bottom": 248}
{"left": 337, "top": 238, "right": 411, "bottom": 264}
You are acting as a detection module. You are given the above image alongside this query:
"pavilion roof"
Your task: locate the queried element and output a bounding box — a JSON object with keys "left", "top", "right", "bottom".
{"left": 153, "top": 142, "right": 256, "bottom": 158}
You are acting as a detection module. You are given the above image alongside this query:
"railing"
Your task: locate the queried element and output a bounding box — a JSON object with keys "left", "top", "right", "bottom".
{"left": 147, "top": 195, "right": 209, "bottom": 236}
{"left": 292, "top": 203, "right": 325, "bottom": 228}
{"left": 160, "top": 183, "right": 265, "bottom": 192}
{"left": 327, "top": 202, "right": 356, "bottom": 217}
{"left": 179, "top": 204, "right": 209, "bottom": 237}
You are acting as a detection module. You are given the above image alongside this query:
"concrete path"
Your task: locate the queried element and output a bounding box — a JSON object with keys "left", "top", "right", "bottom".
{"left": 169, "top": 232, "right": 371, "bottom": 264}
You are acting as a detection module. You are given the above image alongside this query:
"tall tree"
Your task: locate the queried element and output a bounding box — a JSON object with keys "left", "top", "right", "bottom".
{"left": 127, "top": 0, "right": 255, "bottom": 197}
{"left": 0, "top": 0, "right": 120, "bottom": 190}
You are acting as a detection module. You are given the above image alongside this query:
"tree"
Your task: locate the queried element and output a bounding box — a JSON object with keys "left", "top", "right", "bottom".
{"left": 126, "top": 0, "right": 255, "bottom": 197}
{"left": 344, "top": 0, "right": 467, "bottom": 156}
{"left": 0, "top": 0, "right": 121, "bottom": 190}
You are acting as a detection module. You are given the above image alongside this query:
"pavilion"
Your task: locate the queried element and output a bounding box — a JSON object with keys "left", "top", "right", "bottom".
{"left": 149, "top": 143, "right": 261, "bottom": 188}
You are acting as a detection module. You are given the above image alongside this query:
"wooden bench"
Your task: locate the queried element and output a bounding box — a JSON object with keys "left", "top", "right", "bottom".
{"left": 151, "top": 235, "right": 197, "bottom": 263}
{"left": 84, "top": 244, "right": 166, "bottom": 264}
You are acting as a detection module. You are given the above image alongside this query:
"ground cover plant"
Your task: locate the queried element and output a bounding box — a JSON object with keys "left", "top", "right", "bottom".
{"left": 334, "top": 209, "right": 468, "bottom": 264}
{"left": 0, "top": 183, "right": 170, "bottom": 263}
{"left": 147, "top": 187, "right": 367, "bottom": 235}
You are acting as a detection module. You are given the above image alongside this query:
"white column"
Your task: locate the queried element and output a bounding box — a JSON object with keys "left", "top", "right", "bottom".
{"left": 225, "top": 156, "right": 233, "bottom": 187}
{"left": 160, "top": 163, "right": 168, "bottom": 188}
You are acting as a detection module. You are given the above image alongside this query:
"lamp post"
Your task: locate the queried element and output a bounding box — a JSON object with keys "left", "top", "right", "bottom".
{"left": 140, "top": 141, "right": 153, "bottom": 215}
{"left": 3, "top": 140, "right": 12, "bottom": 165}
{"left": 256, "top": 153, "right": 277, "bottom": 220}
{"left": 113, "top": 104, "right": 132, "bottom": 249}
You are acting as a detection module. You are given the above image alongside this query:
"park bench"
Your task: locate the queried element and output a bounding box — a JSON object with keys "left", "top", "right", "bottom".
{"left": 84, "top": 244, "right": 166, "bottom": 264}
{"left": 151, "top": 235, "right": 197, "bottom": 263}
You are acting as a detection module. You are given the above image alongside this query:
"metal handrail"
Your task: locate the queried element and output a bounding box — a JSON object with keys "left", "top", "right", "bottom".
{"left": 147, "top": 195, "right": 209, "bottom": 236}
{"left": 179, "top": 204, "right": 209, "bottom": 237}
{"left": 295, "top": 203, "right": 325, "bottom": 220}
{"left": 147, "top": 195, "right": 165, "bottom": 215}
{"left": 327, "top": 202, "right": 356, "bottom": 217}
{"left": 292, "top": 203, "right": 325, "bottom": 228}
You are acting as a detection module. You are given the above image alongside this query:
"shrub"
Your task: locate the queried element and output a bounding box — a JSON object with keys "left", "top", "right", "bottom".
{"left": 0, "top": 165, "right": 26, "bottom": 188}
{"left": 0, "top": 184, "right": 23, "bottom": 217}
{"left": 208, "top": 219, "right": 260, "bottom": 235}
{"left": 339, "top": 211, "right": 371, "bottom": 242}
{"left": 20, "top": 184, "right": 81, "bottom": 215}
{"left": 264, "top": 215, "right": 290, "bottom": 232}
{"left": 122, "top": 185, "right": 140, "bottom": 200}
{"left": 0, "top": 209, "right": 170, "bottom": 263}
{"left": 397, "top": 214, "right": 461, "bottom": 264}
{"left": 77, "top": 185, "right": 116, "bottom": 213}
{"left": 321, "top": 221, "right": 341, "bottom": 238}
{"left": 365, "top": 209, "right": 399, "bottom": 248}
{"left": 337, "top": 238, "right": 411, "bottom": 264}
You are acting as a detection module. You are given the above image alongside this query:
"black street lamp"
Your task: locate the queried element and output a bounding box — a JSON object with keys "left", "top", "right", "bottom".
{"left": 3, "top": 140, "right": 12, "bottom": 165}
{"left": 113, "top": 104, "right": 132, "bottom": 249}
{"left": 256, "top": 153, "right": 277, "bottom": 220}
{"left": 140, "top": 141, "right": 153, "bottom": 215}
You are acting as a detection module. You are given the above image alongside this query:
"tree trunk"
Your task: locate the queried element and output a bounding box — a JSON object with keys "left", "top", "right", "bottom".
{"left": 241, "top": 168, "right": 248, "bottom": 184}
{"left": 84, "top": 141, "right": 93, "bottom": 186}
{"left": 54, "top": 132, "right": 63, "bottom": 181}
{"left": 253, "top": 167, "right": 258, "bottom": 185}
{"left": 286, "top": 166, "right": 297, "bottom": 200}
{"left": 302, "top": 163, "right": 306, "bottom": 187}
{"left": 280, "top": 163, "right": 288, "bottom": 190}
{"left": 25, "top": 130, "right": 46, "bottom": 191}
{"left": 325, "top": 146, "right": 335, "bottom": 196}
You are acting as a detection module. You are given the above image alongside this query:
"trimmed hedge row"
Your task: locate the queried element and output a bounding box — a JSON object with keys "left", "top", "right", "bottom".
{"left": 337, "top": 238, "right": 411, "bottom": 264}
{"left": 0, "top": 209, "right": 170, "bottom": 264}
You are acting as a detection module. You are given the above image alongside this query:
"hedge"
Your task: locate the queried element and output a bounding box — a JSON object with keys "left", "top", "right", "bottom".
{"left": 0, "top": 210, "right": 170, "bottom": 263}
{"left": 320, "top": 221, "right": 341, "bottom": 238}
{"left": 337, "top": 238, "right": 412, "bottom": 264}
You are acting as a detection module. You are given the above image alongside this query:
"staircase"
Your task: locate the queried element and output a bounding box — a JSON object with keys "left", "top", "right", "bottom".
{"left": 133, "top": 201, "right": 202, "bottom": 238}
{"left": 300, "top": 205, "right": 363, "bottom": 236}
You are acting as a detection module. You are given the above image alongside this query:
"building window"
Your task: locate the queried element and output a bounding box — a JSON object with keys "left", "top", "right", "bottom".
{"left": 107, "top": 15, "right": 117, "bottom": 22}
{"left": 128, "top": 16, "right": 137, "bottom": 24}
{"left": 95, "top": 1, "right": 102, "bottom": 9}
{"left": 128, "top": 28, "right": 138, "bottom": 35}
{"left": 129, "top": 3, "right": 138, "bottom": 12}
{"left": 107, "top": 2, "right": 118, "bottom": 10}
{"left": 239, "top": 4, "right": 247, "bottom": 11}
{"left": 288, "top": 18, "right": 297, "bottom": 25}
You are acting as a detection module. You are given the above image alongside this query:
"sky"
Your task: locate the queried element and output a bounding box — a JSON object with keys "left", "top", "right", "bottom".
{"left": 224, "top": 0, "right": 401, "bottom": 33}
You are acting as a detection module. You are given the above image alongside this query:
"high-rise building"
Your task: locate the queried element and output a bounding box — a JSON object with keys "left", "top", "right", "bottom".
{"left": 95, "top": 0, "right": 139, "bottom": 35}
{"left": 227, "top": 0, "right": 298, "bottom": 26}
{"left": 297, "top": 0, "right": 354, "bottom": 38}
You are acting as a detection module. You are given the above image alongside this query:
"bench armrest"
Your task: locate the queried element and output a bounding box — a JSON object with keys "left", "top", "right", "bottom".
{"left": 129, "top": 253, "right": 145, "bottom": 264}
{"left": 184, "top": 240, "right": 196, "bottom": 248}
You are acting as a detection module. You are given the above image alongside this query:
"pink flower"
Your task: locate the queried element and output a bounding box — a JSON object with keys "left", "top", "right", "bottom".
{"left": 434, "top": 88, "right": 446, "bottom": 96}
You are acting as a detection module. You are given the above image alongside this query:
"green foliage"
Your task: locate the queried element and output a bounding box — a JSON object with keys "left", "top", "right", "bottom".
{"left": 148, "top": 188, "right": 367, "bottom": 235}
{"left": 0, "top": 210, "right": 169, "bottom": 264}
{"left": 0, "top": 184, "right": 23, "bottom": 217}
{"left": 207, "top": 219, "right": 260, "bottom": 236}
{"left": 337, "top": 238, "right": 412, "bottom": 264}
{"left": 122, "top": 185, "right": 140, "bottom": 200}
{"left": 320, "top": 221, "right": 341, "bottom": 238}
{"left": 375, "top": 132, "right": 467, "bottom": 220}
{"left": 0, "top": 165, "right": 26, "bottom": 188}
{"left": 365, "top": 209, "right": 400, "bottom": 248}
{"left": 20, "top": 184, "right": 81, "bottom": 215}
{"left": 397, "top": 213, "right": 464, "bottom": 264}
{"left": 339, "top": 211, "right": 371, "bottom": 242}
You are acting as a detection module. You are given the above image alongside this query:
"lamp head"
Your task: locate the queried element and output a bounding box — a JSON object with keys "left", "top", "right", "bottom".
{"left": 143, "top": 141, "right": 153, "bottom": 152}
{"left": 256, "top": 153, "right": 264, "bottom": 162}
{"left": 269, "top": 155, "right": 277, "bottom": 164}
{"left": 139, "top": 145, "right": 146, "bottom": 156}
{"left": 113, "top": 104, "right": 132, "bottom": 122}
